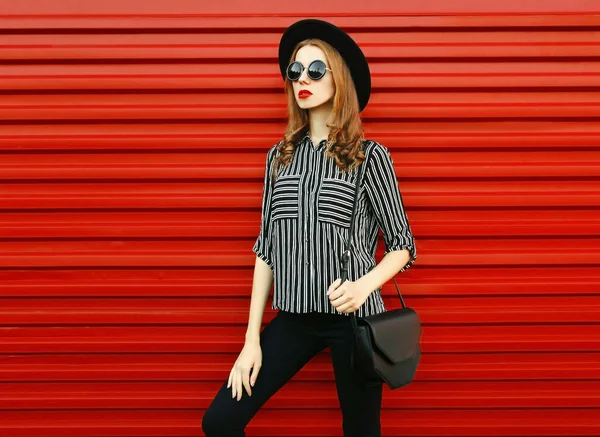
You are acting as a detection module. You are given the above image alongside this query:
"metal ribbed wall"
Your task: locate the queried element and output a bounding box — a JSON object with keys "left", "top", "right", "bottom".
{"left": 1, "top": 1, "right": 600, "bottom": 436}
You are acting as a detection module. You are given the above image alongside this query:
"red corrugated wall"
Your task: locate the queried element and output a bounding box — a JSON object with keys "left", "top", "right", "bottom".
{"left": 1, "top": 1, "right": 600, "bottom": 436}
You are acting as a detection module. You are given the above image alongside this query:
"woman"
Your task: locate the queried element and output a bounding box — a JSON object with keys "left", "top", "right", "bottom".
{"left": 202, "top": 18, "right": 417, "bottom": 437}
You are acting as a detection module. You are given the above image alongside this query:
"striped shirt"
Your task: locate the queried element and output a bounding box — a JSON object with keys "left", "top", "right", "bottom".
{"left": 252, "top": 130, "right": 417, "bottom": 317}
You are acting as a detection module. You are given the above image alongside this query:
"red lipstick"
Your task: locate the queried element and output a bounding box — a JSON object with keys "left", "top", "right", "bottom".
{"left": 298, "top": 89, "right": 312, "bottom": 99}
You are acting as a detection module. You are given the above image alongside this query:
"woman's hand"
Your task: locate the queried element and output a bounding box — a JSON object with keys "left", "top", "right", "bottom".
{"left": 327, "top": 278, "right": 369, "bottom": 313}
{"left": 227, "top": 340, "right": 262, "bottom": 401}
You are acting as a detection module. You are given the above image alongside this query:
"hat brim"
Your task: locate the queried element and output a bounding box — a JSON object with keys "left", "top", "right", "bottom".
{"left": 278, "top": 19, "right": 371, "bottom": 112}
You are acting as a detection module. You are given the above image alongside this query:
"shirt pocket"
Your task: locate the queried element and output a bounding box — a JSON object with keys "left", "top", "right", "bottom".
{"left": 317, "top": 177, "right": 357, "bottom": 228}
{"left": 271, "top": 174, "right": 301, "bottom": 221}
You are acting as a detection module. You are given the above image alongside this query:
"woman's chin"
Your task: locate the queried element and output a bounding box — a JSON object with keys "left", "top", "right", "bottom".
{"left": 296, "top": 99, "right": 311, "bottom": 108}
{"left": 296, "top": 99, "right": 325, "bottom": 110}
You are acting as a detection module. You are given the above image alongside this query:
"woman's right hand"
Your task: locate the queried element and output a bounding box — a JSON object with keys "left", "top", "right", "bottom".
{"left": 227, "top": 340, "right": 262, "bottom": 401}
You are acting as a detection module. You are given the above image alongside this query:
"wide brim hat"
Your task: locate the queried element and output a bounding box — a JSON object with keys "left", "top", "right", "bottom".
{"left": 278, "top": 18, "right": 371, "bottom": 112}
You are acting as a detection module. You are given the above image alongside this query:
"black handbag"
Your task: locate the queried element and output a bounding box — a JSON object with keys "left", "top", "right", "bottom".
{"left": 339, "top": 157, "right": 422, "bottom": 390}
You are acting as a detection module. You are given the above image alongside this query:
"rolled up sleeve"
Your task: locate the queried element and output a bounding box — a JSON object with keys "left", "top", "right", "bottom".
{"left": 364, "top": 142, "right": 417, "bottom": 273}
{"left": 252, "top": 146, "right": 278, "bottom": 270}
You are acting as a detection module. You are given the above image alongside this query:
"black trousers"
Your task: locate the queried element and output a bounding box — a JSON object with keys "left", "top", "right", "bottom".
{"left": 202, "top": 309, "right": 383, "bottom": 437}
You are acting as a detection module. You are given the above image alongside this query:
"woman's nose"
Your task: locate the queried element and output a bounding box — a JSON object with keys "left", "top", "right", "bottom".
{"left": 298, "top": 67, "right": 310, "bottom": 84}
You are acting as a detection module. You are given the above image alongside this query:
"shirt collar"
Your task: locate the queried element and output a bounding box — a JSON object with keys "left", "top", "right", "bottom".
{"left": 300, "top": 128, "right": 328, "bottom": 152}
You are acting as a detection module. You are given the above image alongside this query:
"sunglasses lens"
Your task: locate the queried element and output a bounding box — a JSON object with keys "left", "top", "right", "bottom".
{"left": 287, "top": 62, "right": 302, "bottom": 81}
{"left": 308, "top": 60, "right": 327, "bottom": 80}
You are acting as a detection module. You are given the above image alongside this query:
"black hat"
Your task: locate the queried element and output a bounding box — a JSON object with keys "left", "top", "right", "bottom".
{"left": 278, "top": 19, "right": 371, "bottom": 112}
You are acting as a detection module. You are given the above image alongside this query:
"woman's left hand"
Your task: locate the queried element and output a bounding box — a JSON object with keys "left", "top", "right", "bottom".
{"left": 327, "top": 278, "right": 369, "bottom": 313}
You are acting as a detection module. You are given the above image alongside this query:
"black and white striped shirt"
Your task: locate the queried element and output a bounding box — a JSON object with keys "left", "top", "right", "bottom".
{"left": 253, "top": 130, "right": 417, "bottom": 317}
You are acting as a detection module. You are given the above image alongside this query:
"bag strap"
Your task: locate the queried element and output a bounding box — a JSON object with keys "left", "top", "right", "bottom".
{"left": 340, "top": 143, "right": 406, "bottom": 323}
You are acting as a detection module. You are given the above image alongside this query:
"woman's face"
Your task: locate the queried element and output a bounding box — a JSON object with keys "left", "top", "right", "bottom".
{"left": 291, "top": 45, "right": 335, "bottom": 111}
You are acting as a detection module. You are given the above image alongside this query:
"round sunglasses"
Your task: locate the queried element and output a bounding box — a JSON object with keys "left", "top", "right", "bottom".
{"left": 286, "top": 59, "right": 332, "bottom": 82}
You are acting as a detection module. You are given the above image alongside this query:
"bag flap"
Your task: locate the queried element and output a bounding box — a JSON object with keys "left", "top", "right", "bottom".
{"left": 358, "top": 308, "right": 421, "bottom": 363}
